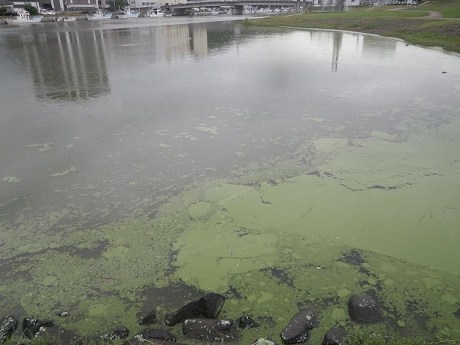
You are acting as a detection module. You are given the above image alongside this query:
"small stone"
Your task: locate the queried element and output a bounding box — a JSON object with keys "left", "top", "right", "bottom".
{"left": 280, "top": 309, "right": 318, "bottom": 344}
{"left": 138, "top": 309, "right": 157, "bottom": 325}
{"left": 101, "top": 326, "right": 129, "bottom": 340}
{"left": 238, "top": 315, "right": 259, "bottom": 329}
{"left": 348, "top": 294, "right": 382, "bottom": 324}
{"left": 0, "top": 315, "right": 18, "bottom": 343}
{"left": 183, "top": 318, "right": 237, "bottom": 342}
{"left": 58, "top": 312, "right": 69, "bottom": 317}
{"left": 22, "top": 318, "right": 55, "bottom": 338}
{"left": 253, "top": 338, "right": 278, "bottom": 345}
{"left": 322, "top": 327, "right": 346, "bottom": 345}
{"left": 137, "top": 328, "right": 176, "bottom": 342}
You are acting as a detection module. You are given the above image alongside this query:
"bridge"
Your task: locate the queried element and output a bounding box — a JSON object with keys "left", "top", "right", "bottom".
{"left": 165, "top": 0, "right": 312, "bottom": 15}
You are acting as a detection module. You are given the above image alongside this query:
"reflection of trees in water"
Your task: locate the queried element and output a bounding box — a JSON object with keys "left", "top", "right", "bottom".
{"left": 361, "top": 35, "right": 397, "bottom": 58}
{"left": 22, "top": 30, "right": 110, "bottom": 102}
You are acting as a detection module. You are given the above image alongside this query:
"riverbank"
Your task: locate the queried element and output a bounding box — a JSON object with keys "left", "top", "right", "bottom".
{"left": 246, "top": 0, "right": 460, "bottom": 53}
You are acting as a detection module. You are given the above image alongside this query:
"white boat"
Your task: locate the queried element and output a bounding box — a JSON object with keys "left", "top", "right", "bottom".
{"left": 117, "top": 7, "right": 140, "bottom": 18}
{"left": 57, "top": 16, "right": 77, "bottom": 21}
{"left": 146, "top": 8, "right": 164, "bottom": 17}
{"left": 6, "top": 11, "right": 42, "bottom": 24}
{"left": 88, "top": 10, "right": 112, "bottom": 20}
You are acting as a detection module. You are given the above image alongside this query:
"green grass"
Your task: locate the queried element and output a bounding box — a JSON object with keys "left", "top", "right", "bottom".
{"left": 246, "top": 0, "right": 460, "bottom": 53}
{"left": 419, "top": 0, "right": 460, "bottom": 18}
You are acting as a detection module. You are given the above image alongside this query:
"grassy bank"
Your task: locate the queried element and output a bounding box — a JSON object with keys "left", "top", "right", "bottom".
{"left": 247, "top": 0, "right": 460, "bottom": 53}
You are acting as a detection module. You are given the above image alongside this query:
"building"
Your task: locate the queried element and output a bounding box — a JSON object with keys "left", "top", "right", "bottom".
{"left": 128, "top": 0, "right": 185, "bottom": 9}
{"left": 52, "top": 0, "right": 99, "bottom": 12}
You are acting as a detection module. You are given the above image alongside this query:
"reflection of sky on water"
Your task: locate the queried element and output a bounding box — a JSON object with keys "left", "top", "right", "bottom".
{"left": 0, "top": 20, "right": 459, "bottom": 223}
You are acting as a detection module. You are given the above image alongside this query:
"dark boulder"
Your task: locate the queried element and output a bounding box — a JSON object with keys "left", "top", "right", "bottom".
{"left": 165, "top": 292, "right": 225, "bottom": 326}
{"left": 101, "top": 326, "right": 130, "bottom": 340}
{"left": 348, "top": 294, "right": 382, "bottom": 323}
{"left": 0, "top": 315, "right": 18, "bottom": 343}
{"left": 322, "top": 327, "right": 346, "bottom": 345}
{"left": 139, "top": 309, "right": 157, "bottom": 325}
{"left": 280, "top": 309, "right": 318, "bottom": 344}
{"left": 238, "top": 315, "right": 259, "bottom": 329}
{"left": 137, "top": 328, "right": 176, "bottom": 342}
{"left": 22, "top": 318, "right": 55, "bottom": 338}
{"left": 182, "top": 318, "right": 237, "bottom": 342}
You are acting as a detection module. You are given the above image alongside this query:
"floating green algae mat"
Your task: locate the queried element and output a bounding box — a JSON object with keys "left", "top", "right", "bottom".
{"left": 1, "top": 116, "right": 460, "bottom": 343}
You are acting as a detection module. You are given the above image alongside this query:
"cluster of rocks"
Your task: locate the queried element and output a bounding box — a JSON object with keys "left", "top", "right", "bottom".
{"left": 0, "top": 292, "right": 383, "bottom": 344}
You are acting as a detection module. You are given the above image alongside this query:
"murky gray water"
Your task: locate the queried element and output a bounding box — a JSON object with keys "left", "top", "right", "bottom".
{"left": 1, "top": 18, "right": 460, "bottom": 343}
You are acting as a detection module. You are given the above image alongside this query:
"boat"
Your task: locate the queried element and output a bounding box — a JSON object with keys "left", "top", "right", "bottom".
{"left": 88, "top": 10, "right": 112, "bottom": 20}
{"left": 117, "top": 7, "right": 140, "bottom": 18}
{"left": 146, "top": 8, "right": 164, "bottom": 17}
{"left": 5, "top": 11, "right": 42, "bottom": 24}
{"left": 57, "top": 16, "right": 77, "bottom": 22}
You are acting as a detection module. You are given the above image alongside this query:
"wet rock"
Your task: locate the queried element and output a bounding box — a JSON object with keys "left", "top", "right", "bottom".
{"left": 138, "top": 309, "right": 157, "bottom": 325}
{"left": 182, "top": 318, "right": 237, "bottom": 342}
{"left": 165, "top": 292, "right": 225, "bottom": 326}
{"left": 348, "top": 294, "right": 382, "bottom": 323}
{"left": 101, "top": 326, "right": 130, "bottom": 340}
{"left": 35, "top": 326, "right": 80, "bottom": 344}
{"left": 22, "top": 318, "right": 55, "bottom": 338}
{"left": 454, "top": 308, "right": 460, "bottom": 319}
{"left": 0, "top": 315, "right": 18, "bottom": 343}
{"left": 238, "top": 315, "right": 259, "bottom": 329}
{"left": 136, "top": 328, "right": 176, "bottom": 342}
{"left": 127, "top": 338, "right": 177, "bottom": 345}
{"left": 252, "top": 338, "right": 278, "bottom": 345}
{"left": 322, "top": 327, "right": 346, "bottom": 345}
{"left": 280, "top": 309, "right": 318, "bottom": 344}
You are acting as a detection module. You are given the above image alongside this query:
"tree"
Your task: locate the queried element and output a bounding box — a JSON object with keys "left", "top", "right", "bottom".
{"left": 24, "top": 3, "right": 39, "bottom": 15}
{"left": 0, "top": 7, "right": 8, "bottom": 16}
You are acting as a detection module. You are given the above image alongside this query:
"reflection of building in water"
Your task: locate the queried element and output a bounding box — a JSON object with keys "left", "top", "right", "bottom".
{"left": 361, "top": 35, "right": 397, "bottom": 59}
{"left": 331, "top": 31, "right": 343, "bottom": 72}
{"left": 308, "top": 30, "right": 344, "bottom": 72}
{"left": 103, "top": 23, "right": 210, "bottom": 63}
{"left": 23, "top": 30, "right": 110, "bottom": 102}
{"left": 190, "top": 24, "right": 208, "bottom": 58}
{"left": 162, "top": 25, "right": 191, "bottom": 60}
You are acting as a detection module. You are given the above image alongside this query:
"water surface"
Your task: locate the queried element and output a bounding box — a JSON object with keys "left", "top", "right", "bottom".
{"left": 1, "top": 18, "right": 460, "bottom": 343}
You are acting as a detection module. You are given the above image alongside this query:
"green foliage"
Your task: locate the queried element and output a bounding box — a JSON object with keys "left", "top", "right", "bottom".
{"left": 24, "top": 3, "right": 39, "bottom": 15}
{"left": 0, "top": 6, "right": 8, "bottom": 15}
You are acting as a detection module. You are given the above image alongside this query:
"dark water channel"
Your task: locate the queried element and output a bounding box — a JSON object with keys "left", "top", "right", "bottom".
{"left": 1, "top": 18, "right": 460, "bottom": 343}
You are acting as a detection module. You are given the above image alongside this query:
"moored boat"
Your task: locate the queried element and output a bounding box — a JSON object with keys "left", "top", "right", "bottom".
{"left": 146, "top": 8, "right": 164, "bottom": 17}
{"left": 87, "top": 10, "right": 112, "bottom": 20}
{"left": 5, "top": 11, "right": 42, "bottom": 24}
{"left": 117, "top": 7, "right": 140, "bottom": 18}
